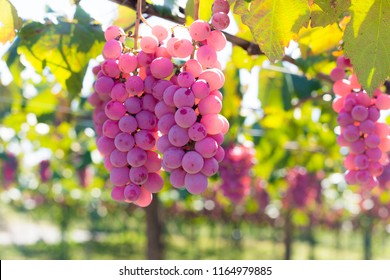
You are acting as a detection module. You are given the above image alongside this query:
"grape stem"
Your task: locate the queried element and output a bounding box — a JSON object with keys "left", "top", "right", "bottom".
{"left": 194, "top": 0, "right": 199, "bottom": 21}
{"left": 133, "top": 0, "right": 143, "bottom": 50}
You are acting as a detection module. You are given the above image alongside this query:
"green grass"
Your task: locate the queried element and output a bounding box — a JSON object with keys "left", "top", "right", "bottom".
{"left": 1, "top": 205, "right": 390, "bottom": 260}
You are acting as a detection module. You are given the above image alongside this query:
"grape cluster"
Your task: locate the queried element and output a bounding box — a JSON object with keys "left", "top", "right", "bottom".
{"left": 89, "top": 26, "right": 163, "bottom": 207}
{"left": 218, "top": 143, "right": 255, "bottom": 203}
{"left": 1, "top": 153, "right": 18, "bottom": 189}
{"left": 332, "top": 56, "right": 390, "bottom": 188}
{"left": 283, "top": 167, "right": 322, "bottom": 209}
{"left": 39, "top": 160, "right": 52, "bottom": 183}
{"left": 89, "top": 0, "right": 230, "bottom": 206}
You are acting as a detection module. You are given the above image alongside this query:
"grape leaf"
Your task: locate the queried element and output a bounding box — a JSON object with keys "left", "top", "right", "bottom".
{"left": 310, "top": 0, "right": 351, "bottom": 27}
{"left": 344, "top": 0, "right": 390, "bottom": 94}
{"left": 298, "top": 23, "right": 343, "bottom": 59}
{"left": 0, "top": 0, "right": 22, "bottom": 44}
{"left": 17, "top": 6, "right": 104, "bottom": 97}
{"left": 233, "top": 0, "right": 310, "bottom": 62}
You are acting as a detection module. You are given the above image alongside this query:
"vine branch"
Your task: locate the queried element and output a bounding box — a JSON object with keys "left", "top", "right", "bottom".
{"left": 109, "top": 0, "right": 333, "bottom": 84}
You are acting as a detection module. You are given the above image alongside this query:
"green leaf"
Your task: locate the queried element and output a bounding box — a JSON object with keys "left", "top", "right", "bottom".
{"left": 259, "top": 68, "right": 320, "bottom": 111}
{"left": 344, "top": 0, "right": 390, "bottom": 94}
{"left": 0, "top": 0, "right": 22, "bottom": 44}
{"left": 17, "top": 6, "right": 105, "bottom": 97}
{"left": 233, "top": 0, "right": 310, "bottom": 62}
{"left": 310, "top": 0, "right": 351, "bottom": 27}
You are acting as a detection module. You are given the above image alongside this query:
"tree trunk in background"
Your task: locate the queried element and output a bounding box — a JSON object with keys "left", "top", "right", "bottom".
{"left": 363, "top": 215, "right": 374, "bottom": 260}
{"left": 284, "top": 210, "right": 293, "bottom": 260}
{"left": 145, "top": 194, "right": 164, "bottom": 259}
{"left": 59, "top": 204, "right": 71, "bottom": 260}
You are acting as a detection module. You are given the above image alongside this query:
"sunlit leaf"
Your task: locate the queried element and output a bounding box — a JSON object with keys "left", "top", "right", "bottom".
{"left": 298, "top": 24, "right": 343, "bottom": 59}
{"left": 0, "top": 0, "right": 22, "bottom": 44}
{"left": 17, "top": 6, "right": 105, "bottom": 97}
{"left": 344, "top": 0, "right": 390, "bottom": 94}
{"left": 233, "top": 0, "right": 310, "bottom": 62}
{"left": 311, "top": 0, "right": 351, "bottom": 27}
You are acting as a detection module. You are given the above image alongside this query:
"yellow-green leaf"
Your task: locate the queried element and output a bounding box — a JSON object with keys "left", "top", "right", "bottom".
{"left": 344, "top": 0, "right": 390, "bottom": 94}
{"left": 0, "top": 0, "right": 22, "bottom": 43}
{"left": 233, "top": 0, "right": 310, "bottom": 62}
{"left": 310, "top": 0, "right": 351, "bottom": 27}
{"left": 298, "top": 23, "right": 343, "bottom": 58}
{"left": 17, "top": 6, "right": 105, "bottom": 97}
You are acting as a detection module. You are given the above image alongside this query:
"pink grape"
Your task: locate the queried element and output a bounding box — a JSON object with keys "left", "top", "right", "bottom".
{"left": 118, "top": 53, "right": 138, "bottom": 73}
{"left": 211, "top": 12, "right": 230, "bottom": 30}
{"left": 170, "top": 168, "right": 186, "bottom": 188}
{"left": 114, "top": 132, "right": 135, "bottom": 152}
{"left": 183, "top": 59, "right": 203, "bottom": 78}
{"left": 200, "top": 114, "right": 224, "bottom": 135}
{"left": 140, "top": 35, "right": 159, "bottom": 53}
{"left": 152, "top": 25, "right": 169, "bottom": 42}
{"left": 173, "top": 88, "right": 195, "bottom": 108}
{"left": 129, "top": 166, "right": 149, "bottom": 185}
{"left": 127, "top": 147, "right": 147, "bottom": 167}
{"left": 110, "top": 149, "right": 128, "bottom": 167}
{"left": 198, "top": 69, "right": 224, "bottom": 91}
{"left": 189, "top": 20, "right": 211, "bottom": 42}
{"left": 196, "top": 45, "right": 217, "bottom": 68}
{"left": 144, "top": 151, "right": 162, "bottom": 173}
{"left": 135, "top": 110, "right": 157, "bottom": 130}
{"left": 110, "top": 167, "right": 130, "bottom": 186}
{"left": 198, "top": 95, "right": 222, "bottom": 115}
{"left": 118, "top": 115, "right": 138, "bottom": 133}
{"left": 158, "top": 113, "right": 176, "bottom": 134}
{"left": 134, "top": 187, "right": 153, "bottom": 207}
{"left": 103, "top": 39, "right": 122, "bottom": 59}
{"left": 201, "top": 157, "right": 219, "bottom": 176}
{"left": 150, "top": 57, "right": 174, "bottom": 79}
{"left": 103, "top": 119, "right": 120, "bottom": 138}
{"left": 194, "top": 137, "right": 218, "bottom": 158}
{"left": 188, "top": 122, "right": 207, "bottom": 141}
{"left": 143, "top": 172, "right": 164, "bottom": 193}
{"left": 191, "top": 79, "right": 210, "bottom": 99}
{"left": 134, "top": 130, "right": 156, "bottom": 150}
{"left": 102, "top": 59, "right": 120, "bottom": 78}
{"left": 185, "top": 173, "right": 208, "bottom": 194}
{"left": 111, "top": 83, "right": 128, "bottom": 102}
{"left": 155, "top": 101, "right": 176, "bottom": 119}
{"left": 142, "top": 94, "right": 158, "bottom": 112}
{"left": 212, "top": 0, "right": 230, "bottom": 14}
{"left": 168, "top": 125, "right": 190, "bottom": 147}
{"left": 124, "top": 97, "right": 142, "bottom": 114}
{"left": 351, "top": 105, "right": 368, "bottom": 121}
{"left": 182, "top": 151, "right": 204, "bottom": 174}
{"left": 95, "top": 76, "right": 114, "bottom": 96}
{"left": 177, "top": 72, "right": 195, "bottom": 88}
{"left": 173, "top": 39, "right": 194, "bottom": 58}
{"left": 104, "top": 25, "right": 125, "bottom": 41}
{"left": 97, "top": 136, "right": 115, "bottom": 156}
{"left": 330, "top": 67, "right": 345, "bottom": 81}
{"left": 152, "top": 80, "right": 173, "bottom": 100}
{"left": 163, "top": 148, "right": 185, "bottom": 169}
{"left": 111, "top": 186, "right": 125, "bottom": 201}
{"left": 125, "top": 75, "right": 144, "bottom": 96}
{"left": 124, "top": 184, "right": 141, "bottom": 201}
{"left": 174, "top": 107, "right": 197, "bottom": 128}
{"left": 206, "top": 30, "right": 227, "bottom": 51}
{"left": 105, "top": 100, "right": 126, "bottom": 120}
